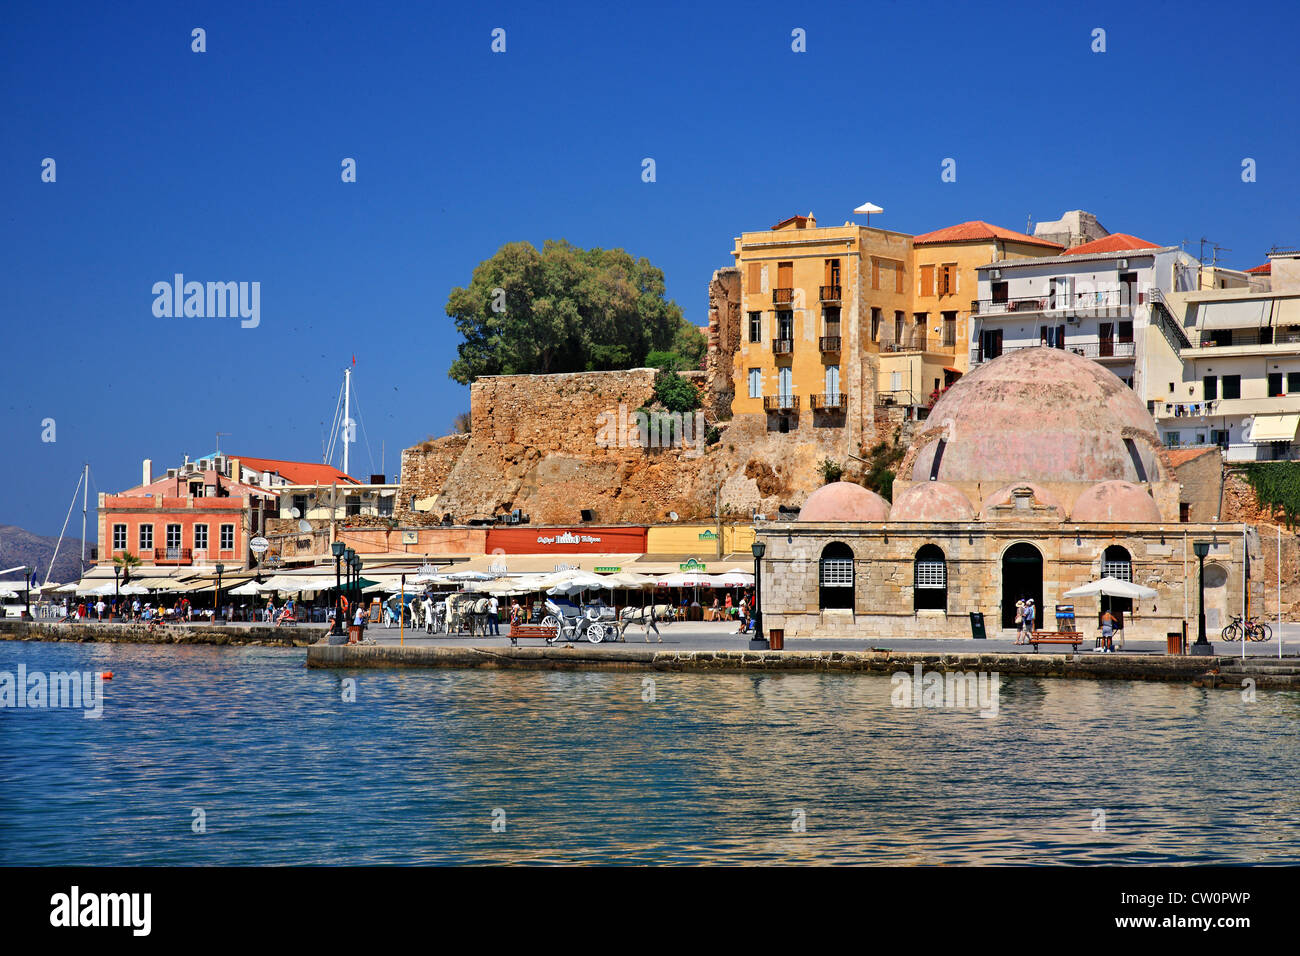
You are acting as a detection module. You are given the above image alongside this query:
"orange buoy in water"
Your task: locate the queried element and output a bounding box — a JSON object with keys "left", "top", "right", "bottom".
{"left": 101, "top": 671, "right": 113, "bottom": 680}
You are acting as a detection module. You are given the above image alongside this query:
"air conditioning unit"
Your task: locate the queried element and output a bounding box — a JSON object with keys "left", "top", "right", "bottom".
{"left": 1066, "top": 316, "right": 1079, "bottom": 324}
{"left": 166, "top": 468, "right": 178, "bottom": 478}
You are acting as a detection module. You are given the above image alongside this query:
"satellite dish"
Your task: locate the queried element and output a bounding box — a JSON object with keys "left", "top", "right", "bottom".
{"left": 669, "top": 511, "right": 679, "bottom": 522}
{"left": 298, "top": 519, "right": 312, "bottom": 534}
{"left": 290, "top": 507, "right": 300, "bottom": 518}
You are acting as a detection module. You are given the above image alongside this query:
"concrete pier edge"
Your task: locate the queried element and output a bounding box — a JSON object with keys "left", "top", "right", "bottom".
{"left": 304, "top": 642, "right": 1300, "bottom": 689}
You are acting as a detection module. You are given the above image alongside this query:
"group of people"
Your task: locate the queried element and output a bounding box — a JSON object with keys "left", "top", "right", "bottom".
{"left": 1014, "top": 597, "right": 1037, "bottom": 637}
{"left": 60, "top": 596, "right": 196, "bottom": 623}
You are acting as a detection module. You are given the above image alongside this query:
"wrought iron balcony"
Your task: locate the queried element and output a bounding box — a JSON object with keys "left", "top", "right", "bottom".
{"left": 819, "top": 285, "right": 841, "bottom": 303}
{"left": 772, "top": 288, "right": 795, "bottom": 306}
{"left": 153, "top": 548, "right": 193, "bottom": 564}
{"left": 810, "top": 392, "right": 846, "bottom": 410}
{"left": 819, "top": 335, "right": 841, "bottom": 352}
{"left": 772, "top": 338, "right": 794, "bottom": 355}
{"left": 763, "top": 395, "right": 799, "bottom": 412}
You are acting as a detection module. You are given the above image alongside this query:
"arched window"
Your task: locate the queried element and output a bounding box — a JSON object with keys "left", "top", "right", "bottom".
{"left": 914, "top": 544, "right": 947, "bottom": 611}
{"left": 819, "top": 542, "right": 855, "bottom": 610}
{"left": 1102, "top": 545, "right": 1132, "bottom": 581}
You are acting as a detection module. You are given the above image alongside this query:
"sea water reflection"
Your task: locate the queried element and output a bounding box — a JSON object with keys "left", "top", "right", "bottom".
{"left": 1, "top": 642, "right": 1298, "bottom": 865}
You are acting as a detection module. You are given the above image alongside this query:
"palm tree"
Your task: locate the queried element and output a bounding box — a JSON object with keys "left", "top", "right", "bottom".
{"left": 113, "top": 551, "right": 142, "bottom": 585}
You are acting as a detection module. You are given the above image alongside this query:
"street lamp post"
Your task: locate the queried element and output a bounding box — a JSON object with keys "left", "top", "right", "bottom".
{"left": 352, "top": 556, "right": 363, "bottom": 626}
{"left": 751, "top": 541, "right": 766, "bottom": 645}
{"left": 22, "top": 567, "right": 32, "bottom": 620}
{"left": 331, "top": 541, "right": 345, "bottom": 636}
{"left": 113, "top": 566, "right": 121, "bottom": 621}
{"left": 214, "top": 563, "right": 225, "bottom": 624}
{"left": 1191, "top": 541, "right": 1213, "bottom": 656}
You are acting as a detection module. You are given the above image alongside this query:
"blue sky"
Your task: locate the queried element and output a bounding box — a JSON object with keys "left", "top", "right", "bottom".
{"left": 4, "top": 0, "right": 1299, "bottom": 535}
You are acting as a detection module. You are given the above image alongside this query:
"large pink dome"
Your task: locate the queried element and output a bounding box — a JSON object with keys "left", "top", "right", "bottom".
{"left": 889, "top": 481, "right": 975, "bottom": 521}
{"left": 798, "top": 481, "right": 890, "bottom": 522}
{"left": 1071, "top": 480, "right": 1162, "bottom": 522}
{"left": 907, "top": 348, "right": 1162, "bottom": 485}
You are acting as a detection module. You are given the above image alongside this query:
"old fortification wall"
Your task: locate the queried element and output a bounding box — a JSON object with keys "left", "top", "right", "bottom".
{"left": 704, "top": 268, "right": 741, "bottom": 421}
{"left": 396, "top": 369, "right": 867, "bottom": 527}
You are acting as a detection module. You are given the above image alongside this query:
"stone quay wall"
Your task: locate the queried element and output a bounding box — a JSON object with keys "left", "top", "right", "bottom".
{"left": 0, "top": 619, "right": 314, "bottom": 647}
{"left": 304, "top": 643, "right": 1299, "bottom": 688}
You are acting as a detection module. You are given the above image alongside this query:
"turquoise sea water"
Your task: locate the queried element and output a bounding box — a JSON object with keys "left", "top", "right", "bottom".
{"left": 1, "top": 640, "right": 1298, "bottom": 865}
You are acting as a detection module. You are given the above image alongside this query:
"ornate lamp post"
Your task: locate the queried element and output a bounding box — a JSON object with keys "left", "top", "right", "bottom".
{"left": 331, "top": 541, "right": 345, "bottom": 635}
{"left": 751, "top": 541, "right": 766, "bottom": 644}
{"left": 351, "top": 555, "right": 363, "bottom": 616}
{"left": 1191, "top": 541, "right": 1213, "bottom": 656}
{"left": 214, "top": 562, "right": 225, "bottom": 624}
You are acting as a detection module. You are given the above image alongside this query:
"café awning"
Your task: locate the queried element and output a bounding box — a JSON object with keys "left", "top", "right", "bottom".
{"left": 1249, "top": 413, "right": 1300, "bottom": 442}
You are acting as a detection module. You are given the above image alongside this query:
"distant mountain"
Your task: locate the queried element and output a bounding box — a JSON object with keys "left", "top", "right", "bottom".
{"left": 0, "top": 525, "right": 91, "bottom": 586}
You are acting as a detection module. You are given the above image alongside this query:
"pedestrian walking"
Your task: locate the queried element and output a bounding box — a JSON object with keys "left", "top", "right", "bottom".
{"left": 488, "top": 595, "right": 500, "bottom": 636}
{"left": 1023, "top": 598, "right": 1036, "bottom": 638}
{"left": 95, "top": 598, "right": 106, "bottom": 621}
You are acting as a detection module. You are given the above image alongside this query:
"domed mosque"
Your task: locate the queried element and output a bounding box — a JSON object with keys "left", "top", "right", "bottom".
{"left": 766, "top": 348, "right": 1249, "bottom": 641}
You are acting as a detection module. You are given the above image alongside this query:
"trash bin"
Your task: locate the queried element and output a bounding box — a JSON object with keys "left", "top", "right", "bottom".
{"left": 348, "top": 624, "right": 362, "bottom": 643}
{"left": 1166, "top": 631, "right": 1186, "bottom": 655}
{"left": 969, "top": 612, "right": 986, "bottom": 640}
{"left": 768, "top": 628, "right": 784, "bottom": 650}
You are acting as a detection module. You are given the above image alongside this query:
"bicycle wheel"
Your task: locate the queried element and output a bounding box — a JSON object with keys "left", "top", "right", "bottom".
{"left": 1252, "top": 622, "right": 1272, "bottom": 642}
{"left": 1221, "top": 623, "right": 1241, "bottom": 642}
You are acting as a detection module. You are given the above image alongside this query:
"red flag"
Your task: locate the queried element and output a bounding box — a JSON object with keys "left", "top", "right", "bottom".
{"left": 351, "top": 354, "right": 356, "bottom": 366}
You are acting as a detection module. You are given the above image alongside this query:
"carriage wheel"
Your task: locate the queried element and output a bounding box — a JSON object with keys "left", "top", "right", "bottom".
{"left": 585, "top": 623, "right": 606, "bottom": 644}
{"left": 541, "top": 615, "right": 558, "bottom": 629}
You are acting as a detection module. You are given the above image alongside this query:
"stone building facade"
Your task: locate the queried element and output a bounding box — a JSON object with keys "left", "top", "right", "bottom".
{"left": 757, "top": 347, "right": 1263, "bottom": 641}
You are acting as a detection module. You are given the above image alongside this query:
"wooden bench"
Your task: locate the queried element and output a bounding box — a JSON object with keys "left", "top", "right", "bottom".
{"left": 508, "top": 622, "right": 559, "bottom": 646}
{"left": 1021, "top": 630, "right": 1083, "bottom": 652}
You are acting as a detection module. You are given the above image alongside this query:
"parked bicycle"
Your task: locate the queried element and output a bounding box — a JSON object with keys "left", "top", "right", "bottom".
{"left": 1221, "top": 615, "right": 1273, "bottom": 642}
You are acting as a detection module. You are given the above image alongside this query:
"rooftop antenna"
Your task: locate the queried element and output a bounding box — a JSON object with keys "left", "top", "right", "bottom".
{"left": 215, "top": 431, "right": 230, "bottom": 455}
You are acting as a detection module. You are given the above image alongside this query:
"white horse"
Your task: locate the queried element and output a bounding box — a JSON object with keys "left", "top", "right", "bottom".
{"left": 618, "top": 604, "right": 672, "bottom": 642}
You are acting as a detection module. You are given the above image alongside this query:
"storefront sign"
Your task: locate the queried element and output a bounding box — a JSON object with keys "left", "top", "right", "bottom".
{"left": 594, "top": 566, "right": 621, "bottom": 573}
{"left": 697, "top": 530, "right": 718, "bottom": 540}
{"left": 680, "top": 558, "right": 707, "bottom": 571}
{"left": 486, "top": 526, "right": 648, "bottom": 554}
{"left": 402, "top": 530, "right": 419, "bottom": 545}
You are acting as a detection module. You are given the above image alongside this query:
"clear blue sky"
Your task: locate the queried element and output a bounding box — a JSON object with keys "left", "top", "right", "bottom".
{"left": 4, "top": 0, "right": 1299, "bottom": 535}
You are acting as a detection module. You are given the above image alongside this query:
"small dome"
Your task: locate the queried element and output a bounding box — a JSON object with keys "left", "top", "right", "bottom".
{"left": 798, "top": 481, "right": 890, "bottom": 522}
{"left": 1071, "top": 480, "right": 1162, "bottom": 522}
{"left": 889, "top": 481, "right": 975, "bottom": 521}
{"left": 979, "top": 482, "right": 1066, "bottom": 521}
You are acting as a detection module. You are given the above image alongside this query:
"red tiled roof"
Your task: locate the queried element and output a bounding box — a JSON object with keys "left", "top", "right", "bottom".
{"left": 1247, "top": 262, "right": 1272, "bottom": 274}
{"left": 1062, "top": 233, "right": 1160, "bottom": 256}
{"left": 912, "top": 220, "right": 1063, "bottom": 249}
{"left": 772, "top": 214, "right": 812, "bottom": 230}
{"left": 233, "top": 455, "right": 360, "bottom": 485}
{"left": 1163, "top": 447, "right": 1218, "bottom": 468}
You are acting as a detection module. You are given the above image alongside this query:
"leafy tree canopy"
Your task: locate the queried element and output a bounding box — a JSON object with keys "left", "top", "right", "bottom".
{"left": 447, "top": 240, "right": 691, "bottom": 384}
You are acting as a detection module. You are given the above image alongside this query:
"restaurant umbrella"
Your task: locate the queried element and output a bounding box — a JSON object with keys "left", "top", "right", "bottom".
{"left": 1063, "top": 577, "right": 1157, "bottom": 600}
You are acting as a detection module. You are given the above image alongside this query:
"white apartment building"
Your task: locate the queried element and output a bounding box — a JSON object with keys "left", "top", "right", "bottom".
{"left": 971, "top": 235, "right": 1199, "bottom": 395}
{"left": 1144, "top": 250, "right": 1300, "bottom": 461}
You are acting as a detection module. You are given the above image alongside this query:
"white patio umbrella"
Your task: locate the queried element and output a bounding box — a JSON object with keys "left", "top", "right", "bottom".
{"left": 1063, "top": 577, "right": 1157, "bottom": 600}
{"left": 119, "top": 584, "right": 150, "bottom": 595}
{"left": 545, "top": 570, "right": 607, "bottom": 596}
{"left": 853, "top": 201, "right": 884, "bottom": 225}
{"left": 228, "top": 580, "right": 263, "bottom": 596}
{"left": 710, "top": 570, "right": 754, "bottom": 587}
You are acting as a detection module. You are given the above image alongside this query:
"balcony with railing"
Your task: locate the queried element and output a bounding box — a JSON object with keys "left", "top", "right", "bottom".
{"left": 153, "top": 547, "right": 194, "bottom": 565}
{"left": 772, "top": 288, "right": 795, "bottom": 306}
{"left": 1184, "top": 327, "right": 1300, "bottom": 357}
{"left": 970, "top": 340, "right": 1136, "bottom": 367}
{"left": 810, "top": 392, "right": 846, "bottom": 411}
{"left": 772, "top": 338, "right": 794, "bottom": 355}
{"left": 819, "top": 285, "right": 841, "bottom": 303}
{"left": 763, "top": 394, "right": 799, "bottom": 412}
{"left": 974, "top": 289, "right": 1145, "bottom": 316}
{"left": 819, "top": 334, "right": 841, "bottom": 352}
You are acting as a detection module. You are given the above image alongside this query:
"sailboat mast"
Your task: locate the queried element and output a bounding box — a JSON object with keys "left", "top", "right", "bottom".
{"left": 343, "top": 366, "right": 351, "bottom": 477}
{"left": 80, "top": 463, "right": 89, "bottom": 571}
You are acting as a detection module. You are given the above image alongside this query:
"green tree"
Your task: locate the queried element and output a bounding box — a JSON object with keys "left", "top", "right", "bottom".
{"left": 446, "top": 240, "right": 686, "bottom": 383}
{"left": 652, "top": 369, "right": 700, "bottom": 413}
{"left": 113, "top": 551, "right": 142, "bottom": 585}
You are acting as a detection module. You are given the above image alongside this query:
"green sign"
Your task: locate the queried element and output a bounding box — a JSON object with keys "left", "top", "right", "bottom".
{"left": 679, "top": 558, "right": 707, "bottom": 571}
{"left": 594, "top": 566, "right": 621, "bottom": 573}
{"left": 697, "top": 530, "right": 718, "bottom": 540}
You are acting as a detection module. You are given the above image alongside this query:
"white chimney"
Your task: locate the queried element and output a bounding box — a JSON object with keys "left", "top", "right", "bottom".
{"left": 142, "top": 458, "right": 153, "bottom": 486}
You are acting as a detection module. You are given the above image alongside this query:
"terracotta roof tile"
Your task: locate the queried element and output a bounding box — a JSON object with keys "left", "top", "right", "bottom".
{"left": 1061, "top": 233, "right": 1160, "bottom": 256}
{"left": 912, "top": 220, "right": 1063, "bottom": 249}
{"left": 1246, "top": 262, "right": 1272, "bottom": 274}
{"left": 234, "top": 455, "right": 360, "bottom": 485}
{"left": 1163, "top": 447, "right": 1218, "bottom": 468}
